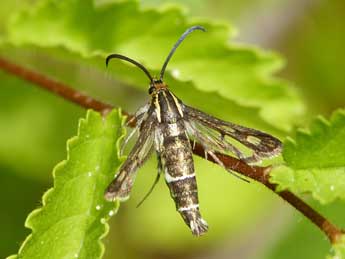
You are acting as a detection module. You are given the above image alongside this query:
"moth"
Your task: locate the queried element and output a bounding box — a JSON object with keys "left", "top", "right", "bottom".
{"left": 104, "top": 26, "right": 282, "bottom": 236}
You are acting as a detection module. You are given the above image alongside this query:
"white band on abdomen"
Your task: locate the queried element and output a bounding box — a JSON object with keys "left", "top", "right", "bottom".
{"left": 164, "top": 171, "right": 195, "bottom": 183}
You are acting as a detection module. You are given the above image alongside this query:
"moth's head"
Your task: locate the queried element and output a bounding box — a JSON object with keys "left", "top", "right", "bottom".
{"left": 148, "top": 79, "right": 168, "bottom": 96}
{"left": 105, "top": 26, "right": 205, "bottom": 95}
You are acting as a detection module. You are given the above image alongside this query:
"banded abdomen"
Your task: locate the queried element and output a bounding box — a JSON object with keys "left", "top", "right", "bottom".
{"left": 155, "top": 89, "right": 208, "bottom": 236}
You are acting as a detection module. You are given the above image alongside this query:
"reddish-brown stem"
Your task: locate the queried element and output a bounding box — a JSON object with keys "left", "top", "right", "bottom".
{"left": 0, "top": 57, "right": 116, "bottom": 115}
{"left": 192, "top": 143, "right": 343, "bottom": 243}
{"left": 0, "top": 56, "right": 343, "bottom": 244}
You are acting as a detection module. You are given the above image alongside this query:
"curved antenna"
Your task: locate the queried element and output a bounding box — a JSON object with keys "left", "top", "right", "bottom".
{"left": 106, "top": 54, "right": 153, "bottom": 82}
{"left": 159, "top": 25, "right": 206, "bottom": 80}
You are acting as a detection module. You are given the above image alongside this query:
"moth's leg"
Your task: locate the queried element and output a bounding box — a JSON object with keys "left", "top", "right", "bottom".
{"left": 156, "top": 152, "right": 163, "bottom": 175}
{"left": 241, "top": 153, "right": 262, "bottom": 164}
{"left": 211, "top": 133, "right": 246, "bottom": 160}
{"left": 206, "top": 150, "right": 249, "bottom": 182}
{"left": 204, "top": 150, "right": 208, "bottom": 160}
{"left": 136, "top": 152, "right": 162, "bottom": 208}
{"left": 125, "top": 104, "right": 150, "bottom": 127}
{"left": 218, "top": 131, "right": 262, "bottom": 164}
{"left": 185, "top": 121, "right": 223, "bottom": 161}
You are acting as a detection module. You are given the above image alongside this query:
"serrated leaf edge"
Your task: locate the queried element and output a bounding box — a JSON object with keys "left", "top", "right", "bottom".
{"left": 4, "top": 0, "right": 303, "bottom": 131}
{"left": 7, "top": 109, "right": 127, "bottom": 259}
{"left": 283, "top": 109, "right": 345, "bottom": 163}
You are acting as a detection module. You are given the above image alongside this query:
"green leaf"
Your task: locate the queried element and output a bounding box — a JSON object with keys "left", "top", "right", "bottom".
{"left": 7, "top": 109, "right": 126, "bottom": 259}
{"left": 328, "top": 235, "right": 345, "bottom": 259}
{"left": 270, "top": 109, "right": 345, "bottom": 204}
{"left": 3, "top": 0, "right": 304, "bottom": 132}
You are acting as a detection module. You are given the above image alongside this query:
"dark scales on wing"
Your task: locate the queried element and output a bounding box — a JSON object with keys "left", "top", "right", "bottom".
{"left": 104, "top": 26, "right": 282, "bottom": 237}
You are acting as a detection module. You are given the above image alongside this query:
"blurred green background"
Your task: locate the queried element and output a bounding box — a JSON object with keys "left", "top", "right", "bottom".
{"left": 0, "top": 0, "right": 344, "bottom": 259}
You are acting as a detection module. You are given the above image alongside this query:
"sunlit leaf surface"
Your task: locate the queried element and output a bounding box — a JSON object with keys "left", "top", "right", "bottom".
{"left": 270, "top": 109, "right": 345, "bottom": 204}
{"left": 7, "top": 110, "right": 126, "bottom": 259}
{"left": 4, "top": 0, "right": 304, "bottom": 131}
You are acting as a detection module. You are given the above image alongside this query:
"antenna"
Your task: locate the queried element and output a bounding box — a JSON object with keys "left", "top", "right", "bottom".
{"left": 106, "top": 54, "right": 153, "bottom": 82}
{"left": 159, "top": 25, "right": 206, "bottom": 80}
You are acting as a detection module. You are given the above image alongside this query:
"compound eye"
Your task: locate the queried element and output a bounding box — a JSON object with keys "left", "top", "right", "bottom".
{"left": 148, "top": 86, "right": 155, "bottom": 95}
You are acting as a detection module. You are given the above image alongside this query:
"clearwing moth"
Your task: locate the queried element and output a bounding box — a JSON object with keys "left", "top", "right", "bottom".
{"left": 104, "top": 26, "right": 282, "bottom": 236}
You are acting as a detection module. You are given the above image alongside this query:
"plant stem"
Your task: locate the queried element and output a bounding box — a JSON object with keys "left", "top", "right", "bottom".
{"left": 0, "top": 57, "right": 114, "bottom": 115}
{"left": 0, "top": 56, "right": 343, "bottom": 244}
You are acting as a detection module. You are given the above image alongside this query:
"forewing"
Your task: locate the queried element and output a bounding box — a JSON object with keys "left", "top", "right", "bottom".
{"left": 121, "top": 103, "right": 150, "bottom": 155}
{"left": 184, "top": 104, "right": 282, "bottom": 163}
{"left": 104, "top": 108, "right": 156, "bottom": 201}
{"left": 185, "top": 120, "right": 244, "bottom": 159}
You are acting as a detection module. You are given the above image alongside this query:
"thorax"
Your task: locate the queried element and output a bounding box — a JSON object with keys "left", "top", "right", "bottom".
{"left": 152, "top": 89, "right": 184, "bottom": 124}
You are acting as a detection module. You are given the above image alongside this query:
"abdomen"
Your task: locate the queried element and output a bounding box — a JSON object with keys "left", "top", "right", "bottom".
{"left": 158, "top": 120, "right": 208, "bottom": 236}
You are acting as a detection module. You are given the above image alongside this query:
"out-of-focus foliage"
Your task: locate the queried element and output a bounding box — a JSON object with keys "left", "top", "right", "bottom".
{"left": 280, "top": 0, "right": 345, "bottom": 116}
{"left": 328, "top": 235, "right": 345, "bottom": 259}
{"left": 5, "top": 0, "right": 303, "bottom": 132}
{"left": 0, "top": 70, "right": 85, "bottom": 181}
{"left": 141, "top": 0, "right": 278, "bottom": 21}
{"left": 263, "top": 200, "right": 345, "bottom": 259}
{"left": 270, "top": 109, "right": 345, "bottom": 204}
{"left": 0, "top": 0, "right": 344, "bottom": 259}
{"left": 0, "top": 166, "right": 47, "bottom": 257}
{"left": 8, "top": 110, "right": 125, "bottom": 259}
